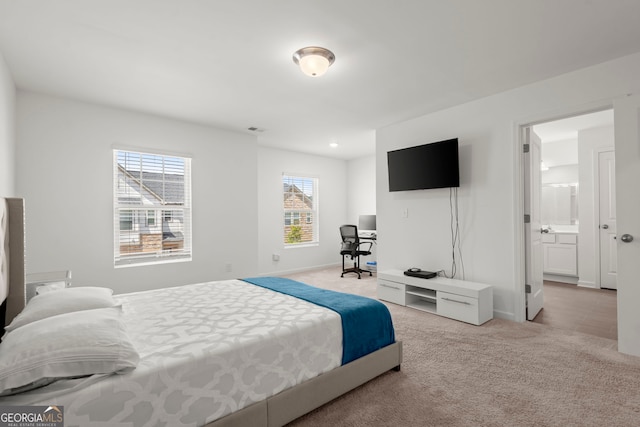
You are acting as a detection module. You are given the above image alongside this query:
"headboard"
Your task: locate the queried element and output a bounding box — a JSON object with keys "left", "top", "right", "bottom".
{"left": 0, "top": 198, "right": 26, "bottom": 327}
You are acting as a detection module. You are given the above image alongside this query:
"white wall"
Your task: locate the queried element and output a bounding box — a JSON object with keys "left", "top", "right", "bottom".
{"left": 376, "top": 52, "right": 640, "bottom": 321}
{"left": 0, "top": 52, "right": 15, "bottom": 197}
{"left": 16, "top": 92, "right": 258, "bottom": 294}
{"left": 541, "top": 138, "right": 578, "bottom": 166}
{"left": 346, "top": 154, "right": 376, "bottom": 225}
{"left": 257, "top": 146, "right": 347, "bottom": 275}
{"left": 577, "top": 125, "right": 615, "bottom": 288}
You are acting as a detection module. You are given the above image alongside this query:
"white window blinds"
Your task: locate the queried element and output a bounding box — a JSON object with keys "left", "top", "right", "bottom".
{"left": 113, "top": 149, "right": 192, "bottom": 266}
{"left": 283, "top": 175, "right": 318, "bottom": 245}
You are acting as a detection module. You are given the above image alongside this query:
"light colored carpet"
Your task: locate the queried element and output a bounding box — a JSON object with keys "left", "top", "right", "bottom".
{"left": 282, "top": 267, "right": 640, "bottom": 427}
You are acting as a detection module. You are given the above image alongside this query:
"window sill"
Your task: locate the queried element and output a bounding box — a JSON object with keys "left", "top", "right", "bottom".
{"left": 114, "top": 255, "right": 192, "bottom": 269}
{"left": 284, "top": 242, "right": 319, "bottom": 249}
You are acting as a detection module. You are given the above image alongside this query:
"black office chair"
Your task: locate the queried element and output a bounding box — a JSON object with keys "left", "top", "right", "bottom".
{"left": 340, "top": 224, "right": 373, "bottom": 279}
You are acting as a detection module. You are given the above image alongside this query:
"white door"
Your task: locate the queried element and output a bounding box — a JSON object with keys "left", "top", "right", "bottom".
{"left": 614, "top": 94, "right": 640, "bottom": 356}
{"left": 524, "top": 128, "right": 544, "bottom": 320}
{"left": 598, "top": 150, "right": 617, "bottom": 289}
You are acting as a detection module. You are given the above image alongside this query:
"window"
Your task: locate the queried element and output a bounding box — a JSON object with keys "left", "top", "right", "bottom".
{"left": 119, "top": 210, "right": 134, "bottom": 231}
{"left": 146, "top": 210, "right": 156, "bottom": 226}
{"left": 283, "top": 175, "right": 318, "bottom": 245}
{"left": 113, "top": 149, "right": 192, "bottom": 266}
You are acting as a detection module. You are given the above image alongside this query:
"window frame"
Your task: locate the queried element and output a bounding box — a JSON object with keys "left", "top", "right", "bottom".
{"left": 282, "top": 174, "right": 319, "bottom": 247}
{"left": 113, "top": 149, "right": 192, "bottom": 267}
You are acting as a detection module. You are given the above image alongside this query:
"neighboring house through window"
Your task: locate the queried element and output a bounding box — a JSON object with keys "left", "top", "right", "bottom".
{"left": 283, "top": 174, "right": 318, "bottom": 245}
{"left": 114, "top": 149, "right": 192, "bottom": 266}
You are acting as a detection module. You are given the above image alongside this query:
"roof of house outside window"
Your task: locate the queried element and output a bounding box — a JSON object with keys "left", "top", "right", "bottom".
{"left": 119, "top": 165, "right": 185, "bottom": 205}
{"left": 283, "top": 184, "right": 313, "bottom": 209}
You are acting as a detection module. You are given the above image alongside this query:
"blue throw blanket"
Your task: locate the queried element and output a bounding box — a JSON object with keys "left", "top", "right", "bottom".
{"left": 242, "top": 277, "right": 395, "bottom": 365}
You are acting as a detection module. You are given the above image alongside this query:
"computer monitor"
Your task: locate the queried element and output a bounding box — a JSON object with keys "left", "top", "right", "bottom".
{"left": 358, "top": 215, "right": 376, "bottom": 232}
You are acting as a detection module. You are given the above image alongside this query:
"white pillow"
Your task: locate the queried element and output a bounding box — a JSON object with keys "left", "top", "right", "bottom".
{"left": 35, "top": 281, "right": 68, "bottom": 295}
{"left": 0, "top": 306, "right": 139, "bottom": 396}
{"left": 5, "top": 286, "right": 116, "bottom": 332}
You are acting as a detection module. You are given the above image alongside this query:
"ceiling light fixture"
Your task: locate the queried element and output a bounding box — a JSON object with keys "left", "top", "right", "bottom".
{"left": 293, "top": 46, "right": 335, "bottom": 77}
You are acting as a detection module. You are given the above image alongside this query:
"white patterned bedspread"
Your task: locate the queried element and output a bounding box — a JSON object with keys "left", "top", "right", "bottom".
{"left": 2, "top": 279, "right": 343, "bottom": 426}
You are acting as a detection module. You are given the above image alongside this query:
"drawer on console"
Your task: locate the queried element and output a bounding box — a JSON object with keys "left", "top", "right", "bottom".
{"left": 377, "top": 279, "right": 406, "bottom": 305}
{"left": 437, "top": 291, "right": 479, "bottom": 325}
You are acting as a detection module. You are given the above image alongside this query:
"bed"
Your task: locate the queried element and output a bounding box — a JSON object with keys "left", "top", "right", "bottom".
{"left": 0, "top": 198, "right": 402, "bottom": 426}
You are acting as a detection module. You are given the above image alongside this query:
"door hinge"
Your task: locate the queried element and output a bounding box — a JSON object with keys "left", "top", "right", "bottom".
{"left": 525, "top": 284, "right": 532, "bottom": 294}
{"left": 524, "top": 214, "right": 531, "bottom": 223}
{"left": 523, "top": 143, "right": 530, "bottom": 153}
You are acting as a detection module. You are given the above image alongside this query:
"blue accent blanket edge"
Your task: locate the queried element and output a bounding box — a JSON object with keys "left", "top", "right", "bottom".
{"left": 242, "top": 277, "right": 395, "bottom": 365}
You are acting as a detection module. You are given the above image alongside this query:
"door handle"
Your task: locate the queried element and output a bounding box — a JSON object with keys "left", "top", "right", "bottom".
{"left": 621, "top": 234, "right": 634, "bottom": 243}
{"left": 601, "top": 224, "right": 609, "bottom": 229}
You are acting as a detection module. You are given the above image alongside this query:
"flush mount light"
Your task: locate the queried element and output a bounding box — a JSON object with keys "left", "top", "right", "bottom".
{"left": 293, "top": 46, "right": 335, "bottom": 77}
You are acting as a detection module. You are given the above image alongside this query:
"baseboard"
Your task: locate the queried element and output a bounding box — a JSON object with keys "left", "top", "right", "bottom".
{"left": 543, "top": 273, "right": 579, "bottom": 285}
{"left": 260, "top": 263, "right": 341, "bottom": 277}
{"left": 492, "top": 310, "right": 515, "bottom": 322}
{"left": 577, "top": 280, "right": 597, "bottom": 289}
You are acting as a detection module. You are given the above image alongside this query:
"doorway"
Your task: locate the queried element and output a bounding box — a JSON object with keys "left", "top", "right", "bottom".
{"left": 524, "top": 109, "right": 617, "bottom": 339}
{"left": 531, "top": 280, "right": 617, "bottom": 340}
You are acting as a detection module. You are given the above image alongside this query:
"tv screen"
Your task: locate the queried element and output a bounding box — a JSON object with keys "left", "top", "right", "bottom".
{"left": 387, "top": 138, "right": 459, "bottom": 191}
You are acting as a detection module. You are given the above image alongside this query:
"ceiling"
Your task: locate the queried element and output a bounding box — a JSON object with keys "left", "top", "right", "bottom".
{"left": 1, "top": 1, "right": 639, "bottom": 160}
{"left": 534, "top": 109, "right": 614, "bottom": 144}
{"left": 534, "top": 109, "right": 614, "bottom": 167}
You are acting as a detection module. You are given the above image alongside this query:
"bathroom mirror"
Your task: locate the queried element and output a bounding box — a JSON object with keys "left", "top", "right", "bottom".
{"left": 541, "top": 184, "right": 578, "bottom": 225}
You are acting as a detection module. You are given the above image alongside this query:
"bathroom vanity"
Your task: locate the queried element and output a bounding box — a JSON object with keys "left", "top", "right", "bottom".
{"left": 542, "top": 230, "right": 578, "bottom": 282}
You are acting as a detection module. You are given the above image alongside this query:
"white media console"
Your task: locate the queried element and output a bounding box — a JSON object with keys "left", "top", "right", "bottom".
{"left": 378, "top": 270, "right": 494, "bottom": 325}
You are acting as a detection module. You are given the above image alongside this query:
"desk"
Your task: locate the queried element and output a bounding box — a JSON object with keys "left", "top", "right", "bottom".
{"left": 358, "top": 233, "right": 377, "bottom": 271}
{"left": 358, "top": 233, "right": 376, "bottom": 241}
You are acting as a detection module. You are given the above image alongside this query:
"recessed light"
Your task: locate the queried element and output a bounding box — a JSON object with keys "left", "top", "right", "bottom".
{"left": 329, "top": 142, "right": 338, "bottom": 148}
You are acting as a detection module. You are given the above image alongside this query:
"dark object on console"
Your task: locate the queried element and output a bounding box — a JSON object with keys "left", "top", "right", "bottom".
{"left": 404, "top": 268, "right": 437, "bottom": 279}
{"left": 340, "top": 224, "right": 373, "bottom": 279}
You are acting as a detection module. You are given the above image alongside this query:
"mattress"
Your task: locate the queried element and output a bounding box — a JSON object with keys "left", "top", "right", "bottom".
{"left": 0, "top": 279, "right": 343, "bottom": 426}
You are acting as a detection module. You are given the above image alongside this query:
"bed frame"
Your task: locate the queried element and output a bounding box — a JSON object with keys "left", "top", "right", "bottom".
{"left": 0, "top": 197, "right": 402, "bottom": 427}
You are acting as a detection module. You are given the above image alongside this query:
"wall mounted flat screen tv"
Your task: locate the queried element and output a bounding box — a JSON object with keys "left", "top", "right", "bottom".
{"left": 387, "top": 138, "right": 459, "bottom": 191}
